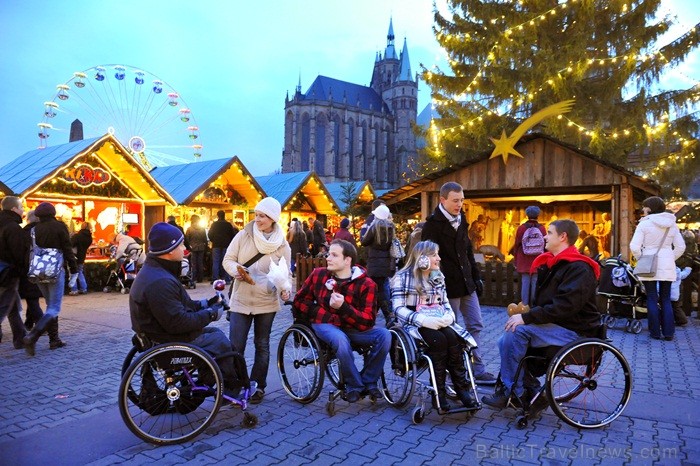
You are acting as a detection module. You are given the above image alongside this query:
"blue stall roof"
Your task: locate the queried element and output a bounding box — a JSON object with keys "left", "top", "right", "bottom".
{"left": 256, "top": 171, "right": 338, "bottom": 215}
{"left": 324, "top": 181, "right": 376, "bottom": 212}
{"left": 0, "top": 137, "right": 102, "bottom": 195}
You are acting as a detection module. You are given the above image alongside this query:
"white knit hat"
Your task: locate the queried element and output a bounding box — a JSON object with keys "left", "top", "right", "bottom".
{"left": 255, "top": 197, "right": 281, "bottom": 223}
{"left": 372, "top": 204, "right": 391, "bottom": 221}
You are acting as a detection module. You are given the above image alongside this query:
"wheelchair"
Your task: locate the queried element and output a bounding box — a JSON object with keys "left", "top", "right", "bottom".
{"left": 119, "top": 334, "right": 258, "bottom": 445}
{"left": 277, "top": 320, "right": 414, "bottom": 415}
{"left": 382, "top": 326, "right": 482, "bottom": 424}
{"left": 497, "top": 326, "right": 632, "bottom": 429}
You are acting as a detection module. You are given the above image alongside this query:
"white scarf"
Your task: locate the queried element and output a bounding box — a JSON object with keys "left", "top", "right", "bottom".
{"left": 253, "top": 223, "right": 285, "bottom": 254}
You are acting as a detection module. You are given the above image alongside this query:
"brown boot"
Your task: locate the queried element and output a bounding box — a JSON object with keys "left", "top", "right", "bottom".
{"left": 23, "top": 314, "right": 54, "bottom": 356}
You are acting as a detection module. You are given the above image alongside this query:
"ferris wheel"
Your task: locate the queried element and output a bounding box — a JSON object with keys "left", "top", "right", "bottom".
{"left": 38, "top": 64, "right": 202, "bottom": 169}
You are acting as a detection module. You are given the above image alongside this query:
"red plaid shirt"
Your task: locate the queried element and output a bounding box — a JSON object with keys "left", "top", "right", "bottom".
{"left": 293, "top": 266, "right": 378, "bottom": 331}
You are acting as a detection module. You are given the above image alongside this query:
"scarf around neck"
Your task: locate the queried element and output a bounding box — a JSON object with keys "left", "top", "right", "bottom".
{"left": 252, "top": 222, "right": 285, "bottom": 254}
{"left": 530, "top": 245, "right": 601, "bottom": 279}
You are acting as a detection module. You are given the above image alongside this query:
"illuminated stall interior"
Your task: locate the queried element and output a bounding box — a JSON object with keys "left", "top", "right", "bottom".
{"left": 325, "top": 180, "right": 377, "bottom": 233}
{"left": 256, "top": 171, "right": 339, "bottom": 228}
{"left": 151, "top": 156, "right": 265, "bottom": 230}
{"left": 0, "top": 134, "right": 175, "bottom": 260}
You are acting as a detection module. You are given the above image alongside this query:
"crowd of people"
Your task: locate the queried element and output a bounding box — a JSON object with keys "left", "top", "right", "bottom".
{"left": 1, "top": 189, "right": 699, "bottom": 417}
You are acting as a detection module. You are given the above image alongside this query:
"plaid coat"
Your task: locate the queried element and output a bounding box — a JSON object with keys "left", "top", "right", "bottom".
{"left": 293, "top": 266, "right": 378, "bottom": 332}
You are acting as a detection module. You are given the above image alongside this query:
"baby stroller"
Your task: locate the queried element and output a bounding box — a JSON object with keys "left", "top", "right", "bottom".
{"left": 597, "top": 256, "right": 646, "bottom": 334}
{"left": 104, "top": 244, "right": 143, "bottom": 294}
{"left": 180, "top": 250, "right": 196, "bottom": 289}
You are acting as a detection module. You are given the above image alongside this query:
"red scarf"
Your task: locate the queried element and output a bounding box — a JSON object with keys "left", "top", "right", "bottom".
{"left": 529, "top": 245, "right": 600, "bottom": 279}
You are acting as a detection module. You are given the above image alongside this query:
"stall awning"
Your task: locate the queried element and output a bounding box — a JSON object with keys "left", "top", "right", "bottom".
{"left": 151, "top": 156, "right": 265, "bottom": 206}
{"left": 324, "top": 181, "right": 377, "bottom": 212}
{"left": 256, "top": 171, "right": 339, "bottom": 215}
{"left": 0, "top": 134, "right": 175, "bottom": 204}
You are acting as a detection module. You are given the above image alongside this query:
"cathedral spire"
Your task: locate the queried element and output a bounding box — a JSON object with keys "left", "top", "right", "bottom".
{"left": 397, "top": 37, "right": 413, "bottom": 82}
{"left": 385, "top": 17, "right": 397, "bottom": 60}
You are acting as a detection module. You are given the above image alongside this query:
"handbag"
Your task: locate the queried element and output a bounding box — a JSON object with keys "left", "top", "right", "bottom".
{"left": 390, "top": 238, "right": 405, "bottom": 260}
{"left": 28, "top": 229, "right": 64, "bottom": 284}
{"left": 633, "top": 227, "right": 669, "bottom": 278}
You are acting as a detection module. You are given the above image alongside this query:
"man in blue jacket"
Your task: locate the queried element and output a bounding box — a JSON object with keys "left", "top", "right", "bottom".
{"left": 129, "top": 222, "right": 242, "bottom": 397}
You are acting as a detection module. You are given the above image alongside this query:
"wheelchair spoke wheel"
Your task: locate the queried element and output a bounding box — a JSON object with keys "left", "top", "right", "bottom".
{"left": 380, "top": 328, "right": 416, "bottom": 408}
{"left": 118, "top": 344, "right": 223, "bottom": 445}
{"left": 121, "top": 346, "right": 139, "bottom": 377}
{"left": 546, "top": 339, "right": 632, "bottom": 429}
{"left": 277, "top": 325, "right": 324, "bottom": 404}
{"left": 325, "top": 357, "right": 342, "bottom": 389}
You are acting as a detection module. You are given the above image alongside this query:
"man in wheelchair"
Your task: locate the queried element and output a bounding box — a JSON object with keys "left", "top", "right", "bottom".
{"left": 129, "top": 222, "right": 244, "bottom": 398}
{"left": 293, "top": 239, "right": 391, "bottom": 403}
{"left": 482, "top": 219, "right": 601, "bottom": 409}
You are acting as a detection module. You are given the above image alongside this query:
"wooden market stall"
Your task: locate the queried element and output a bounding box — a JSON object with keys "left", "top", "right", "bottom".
{"left": 381, "top": 133, "right": 660, "bottom": 260}
{"left": 150, "top": 156, "right": 265, "bottom": 230}
{"left": 324, "top": 180, "right": 377, "bottom": 234}
{"left": 255, "top": 171, "right": 339, "bottom": 229}
{"left": 0, "top": 133, "right": 175, "bottom": 260}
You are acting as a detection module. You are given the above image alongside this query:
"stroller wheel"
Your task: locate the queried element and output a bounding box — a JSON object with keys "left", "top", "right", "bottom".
{"left": 120, "top": 287, "right": 129, "bottom": 295}
{"left": 604, "top": 315, "right": 616, "bottom": 329}
{"left": 103, "top": 287, "right": 111, "bottom": 293}
{"left": 630, "top": 320, "right": 643, "bottom": 334}
{"left": 192, "top": 283, "right": 197, "bottom": 289}
{"left": 624, "top": 320, "right": 632, "bottom": 333}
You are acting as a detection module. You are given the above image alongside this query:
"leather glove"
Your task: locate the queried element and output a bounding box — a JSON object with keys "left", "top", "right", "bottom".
{"left": 209, "top": 302, "right": 224, "bottom": 321}
{"left": 420, "top": 315, "right": 443, "bottom": 330}
{"left": 207, "top": 294, "right": 222, "bottom": 307}
{"left": 68, "top": 273, "right": 78, "bottom": 289}
{"left": 474, "top": 279, "right": 484, "bottom": 297}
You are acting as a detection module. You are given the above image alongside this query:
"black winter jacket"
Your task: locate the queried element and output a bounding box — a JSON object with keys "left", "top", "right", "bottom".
{"left": 421, "top": 207, "right": 480, "bottom": 299}
{"left": 208, "top": 219, "right": 237, "bottom": 248}
{"left": 523, "top": 259, "right": 601, "bottom": 337}
{"left": 129, "top": 256, "right": 214, "bottom": 343}
{"left": 360, "top": 221, "right": 395, "bottom": 278}
{"left": 0, "top": 210, "right": 29, "bottom": 279}
{"left": 71, "top": 229, "right": 93, "bottom": 264}
{"left": 33, "top": 217, "right": 77, "bottom": 274}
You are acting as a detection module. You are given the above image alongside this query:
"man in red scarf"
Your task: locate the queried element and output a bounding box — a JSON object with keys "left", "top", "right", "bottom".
{"left": 483, "top": 219, "right": 601, "bottom": 409}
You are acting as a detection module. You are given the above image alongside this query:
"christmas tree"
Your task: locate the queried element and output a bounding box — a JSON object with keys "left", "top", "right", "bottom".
{"left": 421, "top": 0, "right": 700, "bottom": 198}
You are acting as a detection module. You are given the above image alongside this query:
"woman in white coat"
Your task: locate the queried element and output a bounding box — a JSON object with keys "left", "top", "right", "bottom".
{"left": 629, "top": 196, "right": 685, "bottom": 341}
{"left": 223, "top": 197, "right": 291, "bottom": 403}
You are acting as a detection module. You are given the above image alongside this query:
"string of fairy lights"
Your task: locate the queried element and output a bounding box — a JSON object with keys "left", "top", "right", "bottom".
{"left": 423, "top": 0, "right": 700, "bottom": 183}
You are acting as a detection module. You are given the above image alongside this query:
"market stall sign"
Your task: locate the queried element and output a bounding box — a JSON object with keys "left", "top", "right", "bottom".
{"left": 63, "top": 164, "right": 111, "bottom": 187}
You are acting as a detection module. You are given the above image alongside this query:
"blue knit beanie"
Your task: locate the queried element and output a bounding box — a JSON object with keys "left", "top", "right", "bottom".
{"left": 148, "top": 222, "right": 184, "bottom": 255}
{"left": 525, "top": 206, "right": 541, "bottom": 219}
{"left": 340, "top": 218, "right": 350, "bottom": 229}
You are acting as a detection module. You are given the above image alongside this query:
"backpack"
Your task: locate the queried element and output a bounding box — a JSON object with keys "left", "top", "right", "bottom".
{"left": 521, "top": 224, "right": 545, "bottom": 256}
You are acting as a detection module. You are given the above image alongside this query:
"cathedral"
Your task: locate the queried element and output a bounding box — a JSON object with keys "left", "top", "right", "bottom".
{"left": 281, "top": 19, "right": 418, "bottom": 189}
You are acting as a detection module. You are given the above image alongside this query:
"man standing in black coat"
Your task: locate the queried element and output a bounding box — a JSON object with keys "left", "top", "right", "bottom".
{"left": 421, "top": 182, "right": 496, "bottom": 385}
{"left": 0, "top": 196, "right": 29, "bottom": 349}
{"left": 208, "top": 210, "right": 237, "bottom": 284}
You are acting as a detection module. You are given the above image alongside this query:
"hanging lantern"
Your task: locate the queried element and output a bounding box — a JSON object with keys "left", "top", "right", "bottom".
{"left": 168, "top": 92, "right": 179, "bottom": 107}
{"left": 73, "top": 71, "right": 87, "bottom": 88}
{"left": 114, "top": 65, "right": 126, "bottom": 80}
{"left": 56, "top": 84, "right": 70, "bottom": 100}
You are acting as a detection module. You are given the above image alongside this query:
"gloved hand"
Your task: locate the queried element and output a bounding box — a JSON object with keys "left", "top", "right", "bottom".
{"left": 209, "top": 302, "right": 224, "bottom": 321}
{"left": 439, "top": 313, "right": 454, "bottom": 327}
{"left": 68, "top": 273, "right": 78, "bottom": 289}
{"left": 420, "top": 315, "right": 443, "bottom": 330}
{"left": 474, "top": 279, "right": 484, "bottom": 297}
{"left": 207, "top": 294, "right": 222, "bottom": 307}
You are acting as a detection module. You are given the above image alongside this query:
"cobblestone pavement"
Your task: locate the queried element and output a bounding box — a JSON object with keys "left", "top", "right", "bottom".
{"left": 1, "top": 287, "right": 699, "bottom": 465}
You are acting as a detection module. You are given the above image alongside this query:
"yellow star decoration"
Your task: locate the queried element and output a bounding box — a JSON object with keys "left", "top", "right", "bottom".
{"left": 489, "top": 100, "right": 575, "bottom": 164}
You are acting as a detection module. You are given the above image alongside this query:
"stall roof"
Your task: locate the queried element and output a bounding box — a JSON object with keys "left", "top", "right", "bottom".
{"left": 150, "top": 156, "right": 265, "bottom": 206}
{"left": 0, "top": 134, "right": 175, "bottom": 204}
{"left": 255, "top": 171, "right": 339, "bottom": 215}
{"left": 324, "top": 180, "right": 377, "bottom": 212}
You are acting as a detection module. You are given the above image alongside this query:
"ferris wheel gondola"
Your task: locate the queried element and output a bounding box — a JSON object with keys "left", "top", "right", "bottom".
{"left": 37, "top": 64, "right": 203, "bottom": 169}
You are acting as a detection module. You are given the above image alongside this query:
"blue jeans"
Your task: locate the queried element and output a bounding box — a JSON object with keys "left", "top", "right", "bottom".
{"left": 311, "top": 323, "right": 391, "bottom": 393}
{"left": 190, "top": 251, "right": 205, "bottom": 282}
{"left": 71, "top": 263, "right": 88, "bottom": 292}
{"left": 449, "top": 293, "right": 488, "bottom": 376}
{"left": 37, "top": 268, "right": 65, "bottom": 318}
{"left": 211, "top": 247, "right": 230, "bottom": 282}
{"left": 0, "top": 277, "right": 26, "bottom": 347}
{"left": 497, "top": 323, "right": 579, "bottom": 397}
{"left": 229, "top": 311, "right": 276, "bottom": 390}
{"left": 644, "top": 280, "right": 674, "bottom": 338}
{"left": 520, "top": 273, "right": 537, "bottom": 305}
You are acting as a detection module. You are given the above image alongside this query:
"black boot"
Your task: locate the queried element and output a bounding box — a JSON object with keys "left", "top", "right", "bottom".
{"left": 47, "top": 318, "right": 66, "bottom": 350}
{"left": 22, "top": 314, "right": 54, "bottom": 356}
{"left": 447, "top": 344, "right": 479, "bottom": 409}
{"left": 430, "top": 355, "right": 451, "bottom": 412}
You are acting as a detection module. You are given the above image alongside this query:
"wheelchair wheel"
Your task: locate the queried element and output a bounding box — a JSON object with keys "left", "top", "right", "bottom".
{"left": 121, "top": 346, "right": 139, "bottom": 377}
{"left": 277, "top": 324, "right": 324, "bottom": 404}
{"left": 380, "top": 328, "right": 416, "bottom": 408}
{"left": 411, "top": 406, "right": 425, "bottom": 424}
{"left": 118, "top": 343, "right": 223, "bottom": 445}
{"left": 325, "top": 357, "right": 341, "bottom": 389}
{"left": 546, "top": 339, "right": 632, "bottom": 429}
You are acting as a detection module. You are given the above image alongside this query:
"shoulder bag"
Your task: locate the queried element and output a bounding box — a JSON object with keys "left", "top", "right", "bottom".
{"left": 633, "top": 227, "right": 669, "bottom": 277}
{"left": 28, "top": 229, "right": 64, "bottom": 284}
